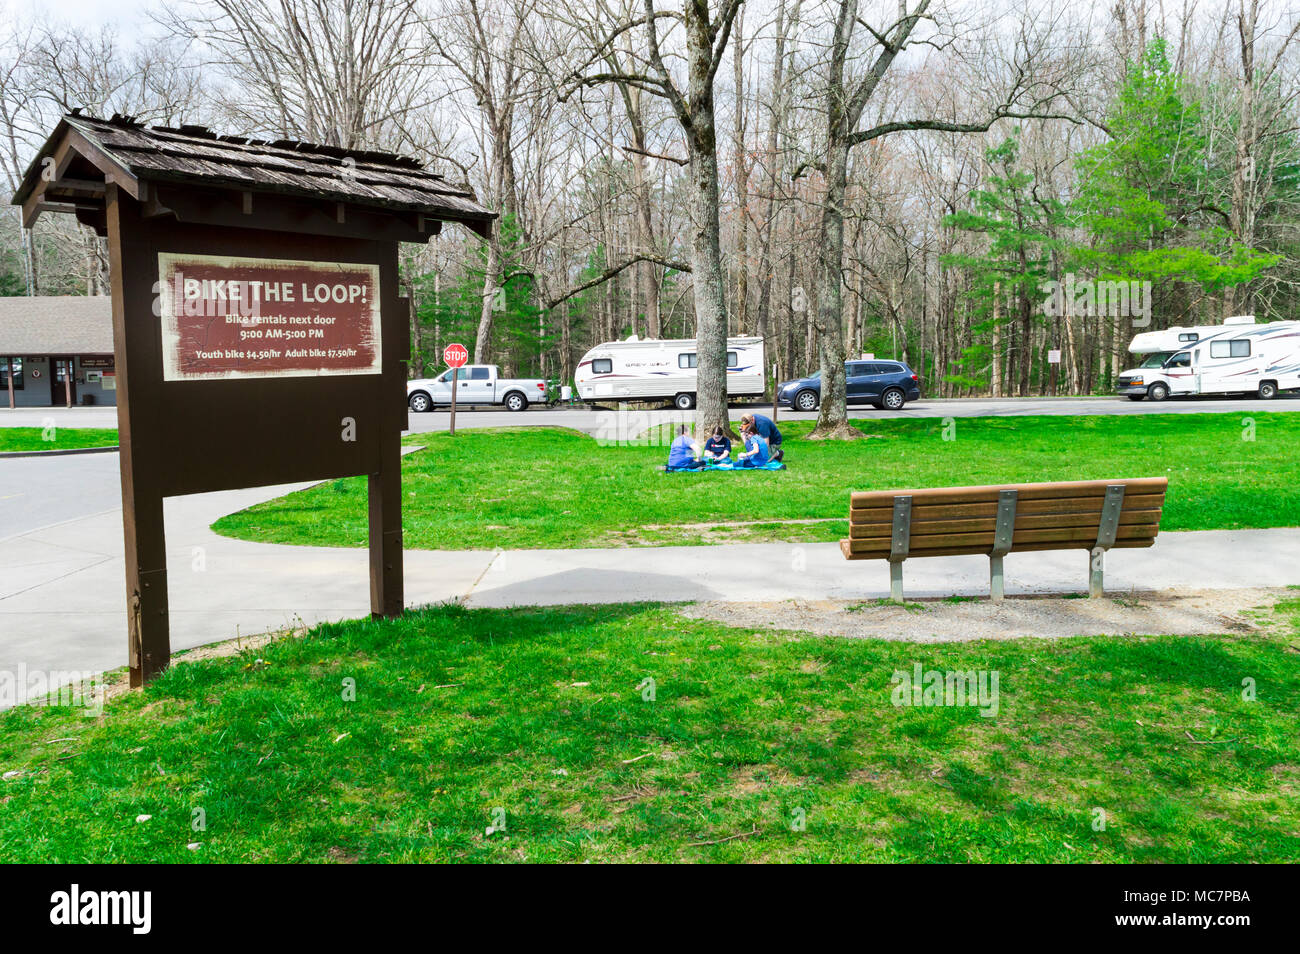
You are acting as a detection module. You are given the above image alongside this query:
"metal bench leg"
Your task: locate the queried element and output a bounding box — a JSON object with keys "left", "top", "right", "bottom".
{"left": 1089, "top": 486, "right": 1123, "bottom": 599}
{"left": 990, "top": 489, "right": 1016, "bottom": 604}
{"left": 889, "top": 560, "right": 904, "bottom": 601}
{"left": 888, "top": 495, "right": 911, "bottom": 602}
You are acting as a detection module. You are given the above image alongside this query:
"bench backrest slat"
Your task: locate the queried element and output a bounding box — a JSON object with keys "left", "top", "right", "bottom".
{"left": 849, "top": 476, "right": 1169, "bottom": 510}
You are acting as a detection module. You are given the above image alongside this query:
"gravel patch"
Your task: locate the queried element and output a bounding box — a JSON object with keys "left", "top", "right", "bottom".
{"left": 680, "top": 587, "right": 1288, "bottom": 643}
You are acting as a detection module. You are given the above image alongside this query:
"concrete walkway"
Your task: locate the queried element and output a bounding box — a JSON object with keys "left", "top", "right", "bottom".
{"left": 2, "top": 460, "right": 1298, "bottom": 690}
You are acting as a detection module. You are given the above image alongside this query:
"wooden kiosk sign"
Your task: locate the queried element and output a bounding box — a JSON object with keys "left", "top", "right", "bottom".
{"left": 14, "top": 113, "right": 493, "bottom": 685}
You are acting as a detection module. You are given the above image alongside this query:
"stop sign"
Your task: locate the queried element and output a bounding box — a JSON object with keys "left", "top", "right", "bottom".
{"left": 443, "top": 343, "right": 469, "bottom": 368}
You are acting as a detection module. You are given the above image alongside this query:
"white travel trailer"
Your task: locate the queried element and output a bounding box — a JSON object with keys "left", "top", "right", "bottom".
{"left": 574, "top": 335, "right": 765, "bottom": 409}
{"left": 1117, "top": 316, "right": 1300, "bottom": 400}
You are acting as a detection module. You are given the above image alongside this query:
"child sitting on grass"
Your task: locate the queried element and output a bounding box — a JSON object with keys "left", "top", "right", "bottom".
{"left": 702, "top": 426, "right": 731, "bottom": 463}
{"left": 736, "top": 423, "right": 770, "bottom": 468}
{"left": 666, "top": 425, "right": 703, "bottom": 470}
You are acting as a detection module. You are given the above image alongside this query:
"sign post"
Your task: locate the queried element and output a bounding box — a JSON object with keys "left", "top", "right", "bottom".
{"left": 443, "top": 342, "right": 468, "bottom": 437}
{"left": 771, "top": 362, "right": 779, "bottom": 423}
{"left": 1048, "top": 348, "right": 1062, "bottom": 396}
{"left": 13, "top": 113, "right": 493, "bottom": 686}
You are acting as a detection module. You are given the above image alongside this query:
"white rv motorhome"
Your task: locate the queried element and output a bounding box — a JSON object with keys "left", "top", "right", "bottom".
{"left": 574, "top": 335, "right": 765, "bottom": 409}
{"left": 1117, "top": 316, "right": 1300, "bottom": 400}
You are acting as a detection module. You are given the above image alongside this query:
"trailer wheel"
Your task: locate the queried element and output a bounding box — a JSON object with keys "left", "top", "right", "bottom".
{"left": 1258, "top": 381, "right": 1278, "bottom": 400}
{"left": 674, "top": 392, "right": 696, "bottom": 410}
{"left": 1147, "top": 382, "right": 1169, "bottom": 401}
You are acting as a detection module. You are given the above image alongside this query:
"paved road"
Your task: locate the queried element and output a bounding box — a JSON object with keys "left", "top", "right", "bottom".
{"left": 3, "top": 391, "right": 1298, "bottom": 437}
{"left": 3, "top": 450, "right": 1300, "bottom": 702}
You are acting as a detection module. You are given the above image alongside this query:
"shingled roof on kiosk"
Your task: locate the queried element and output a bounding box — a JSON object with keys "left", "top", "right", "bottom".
{"left": 13, "top": 111, "right": 493, "bottom": 241}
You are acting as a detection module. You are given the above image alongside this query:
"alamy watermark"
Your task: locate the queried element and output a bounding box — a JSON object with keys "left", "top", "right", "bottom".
{"left": 592, "top": 406, "right": 695, "bottom": 447}
{"left": 1040, "top": 273, "right": 1151, "bottom": 327}
{"left": 890, "top": 663, "right": 1000, "bottom": 717}
{"left": 0, "top": 665, "right": 105, "bottom": 716}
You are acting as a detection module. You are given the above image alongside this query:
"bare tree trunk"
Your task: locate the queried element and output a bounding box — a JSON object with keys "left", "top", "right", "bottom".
{"left": 475, "top": 234, "right": 500, "bottom": 363}
{"left": 991, "top": 283, "right": 1002, "bottom": 397}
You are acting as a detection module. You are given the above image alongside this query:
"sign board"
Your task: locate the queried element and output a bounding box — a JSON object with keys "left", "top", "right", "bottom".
{"left": 1048, "top": 349, "right": 1062, "bottom": 364}
{"left": 158, "top": 253, "right": 381, "bottom": 381}
{"left": 81, "top": 356, "right": 114, "bottom": 369}
{"left": 443, "top": 342, "right": 469, "bottom": 368}
{"left": 13, "top": 112, "right": 491, "bottom": 688}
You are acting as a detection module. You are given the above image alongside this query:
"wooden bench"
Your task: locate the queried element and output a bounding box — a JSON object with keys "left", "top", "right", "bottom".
{"left": 840, "top": 477, "right": 1168, "bottom": 601}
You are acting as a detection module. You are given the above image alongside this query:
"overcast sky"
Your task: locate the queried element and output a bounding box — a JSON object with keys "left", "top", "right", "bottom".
{"left": 10, "top": 0, "right": 166, "bottom": 33}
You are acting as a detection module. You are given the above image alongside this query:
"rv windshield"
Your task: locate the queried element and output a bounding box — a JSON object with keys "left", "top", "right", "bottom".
{"left": 1139, "top": 352, "right": 1173, "bottom": 369}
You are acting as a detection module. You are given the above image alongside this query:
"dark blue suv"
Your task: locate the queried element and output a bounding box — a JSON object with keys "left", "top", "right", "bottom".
{"left": 777, "top": 360, "right": 921, "bottom": 411}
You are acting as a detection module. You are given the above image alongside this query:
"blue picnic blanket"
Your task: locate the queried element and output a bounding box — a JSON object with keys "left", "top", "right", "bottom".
{"left": 664, "top": 459, "right": 785, "bottom": 472}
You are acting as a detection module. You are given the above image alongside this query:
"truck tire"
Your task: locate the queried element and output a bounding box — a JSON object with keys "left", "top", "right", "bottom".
{"left": 674, "top": 393, "right": 695, "bottom": 410}
{"left": 1147, "top": 382, "right": 1169, "bottom": 401}
{"left": 504, "top": 392, "right": 528, "bottom": 412}
{"left": 408, "top": 391, "right": 432, "bottom": 412}
{"left": 1258, "top": 381, "right": 1278, "bottom": 400}
{"left": 881, "top": 387, "right": 906, "bottom": 410}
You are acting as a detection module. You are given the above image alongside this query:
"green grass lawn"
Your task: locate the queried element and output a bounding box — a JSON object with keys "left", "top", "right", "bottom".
{"left": 2, "top": 596, "right": 1297, "bottom": 862}
{"left": 0, "top": 426, "right": 118, "bottom": 453}
{"left": 212, "top": 413, "right": 1300, "bottom": 550}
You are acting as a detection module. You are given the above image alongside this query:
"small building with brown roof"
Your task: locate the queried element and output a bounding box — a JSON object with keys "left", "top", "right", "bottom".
{"left": 0, "top": 295, "right": 116, "bottom": 407}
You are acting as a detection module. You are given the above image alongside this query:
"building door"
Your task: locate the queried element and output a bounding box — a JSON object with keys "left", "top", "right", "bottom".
{"left": 51, "top": 357, "right": 76, "bottom": 406}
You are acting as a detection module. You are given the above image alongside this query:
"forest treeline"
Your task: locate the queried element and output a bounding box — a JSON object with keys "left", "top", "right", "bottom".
{"left": 2, "top": 0, "right": 1297, "bottom": 433}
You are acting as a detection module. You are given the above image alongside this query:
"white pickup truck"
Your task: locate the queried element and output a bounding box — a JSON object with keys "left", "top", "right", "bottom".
{"left": 407, "top": 364, "right": 546, "bottom": 412}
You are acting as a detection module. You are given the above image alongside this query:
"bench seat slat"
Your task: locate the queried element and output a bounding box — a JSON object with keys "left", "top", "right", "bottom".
{"left": 850, "top": 493, "right": 1165, "bottom": 523}
{"left": 849, "top": 477, "right": 1168, "bottom": 509}
{"left": 848, "top": 508, "right": 1163, "bottom": 538}
{"left": 839, "top": 536, "right": 1158, "bottom": 561}
{"left": 846, "top": 523, "right": 1160, "bottom": 553}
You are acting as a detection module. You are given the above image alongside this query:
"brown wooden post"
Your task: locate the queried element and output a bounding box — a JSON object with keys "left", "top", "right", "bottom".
{"left": 64, "top": 360, "right": 72, "bottom": 407}
{"left": 771, "top": 360, "right": 779, "bottom": 424}
{"left": 370, "top": 274, "right": 405, "bottom": 619}
{"left": 5, "top": 356, "right": 13, "bottom": 409}
{"left": 449, "top": 365, "right": 458, "bottom": 436}
{"left": 107, "top": 183, "right": 170, "bottom": 685}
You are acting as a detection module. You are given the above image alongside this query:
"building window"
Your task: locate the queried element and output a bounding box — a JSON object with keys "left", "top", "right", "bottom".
{"left": 0, "top": 357, "right": 22, "bottom": 390}
{"left": 1210, "top": 339, "right": 1251, "bottom": 358}
{"left": 591, "top": 358, "right": 613, "bottom": 374}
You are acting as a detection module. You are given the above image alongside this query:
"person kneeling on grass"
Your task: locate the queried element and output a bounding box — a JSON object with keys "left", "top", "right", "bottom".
{"left": 702, "top": 426, "right": 731, "bottom": 463}
{"left": 667, "top": 425, "right": 703, "bottom": 470}
{"left": 736, "top": 423, "right": 770, "bottom": 468}
{"left": 740, "top": 412, "right": 783, "bottom": 462}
